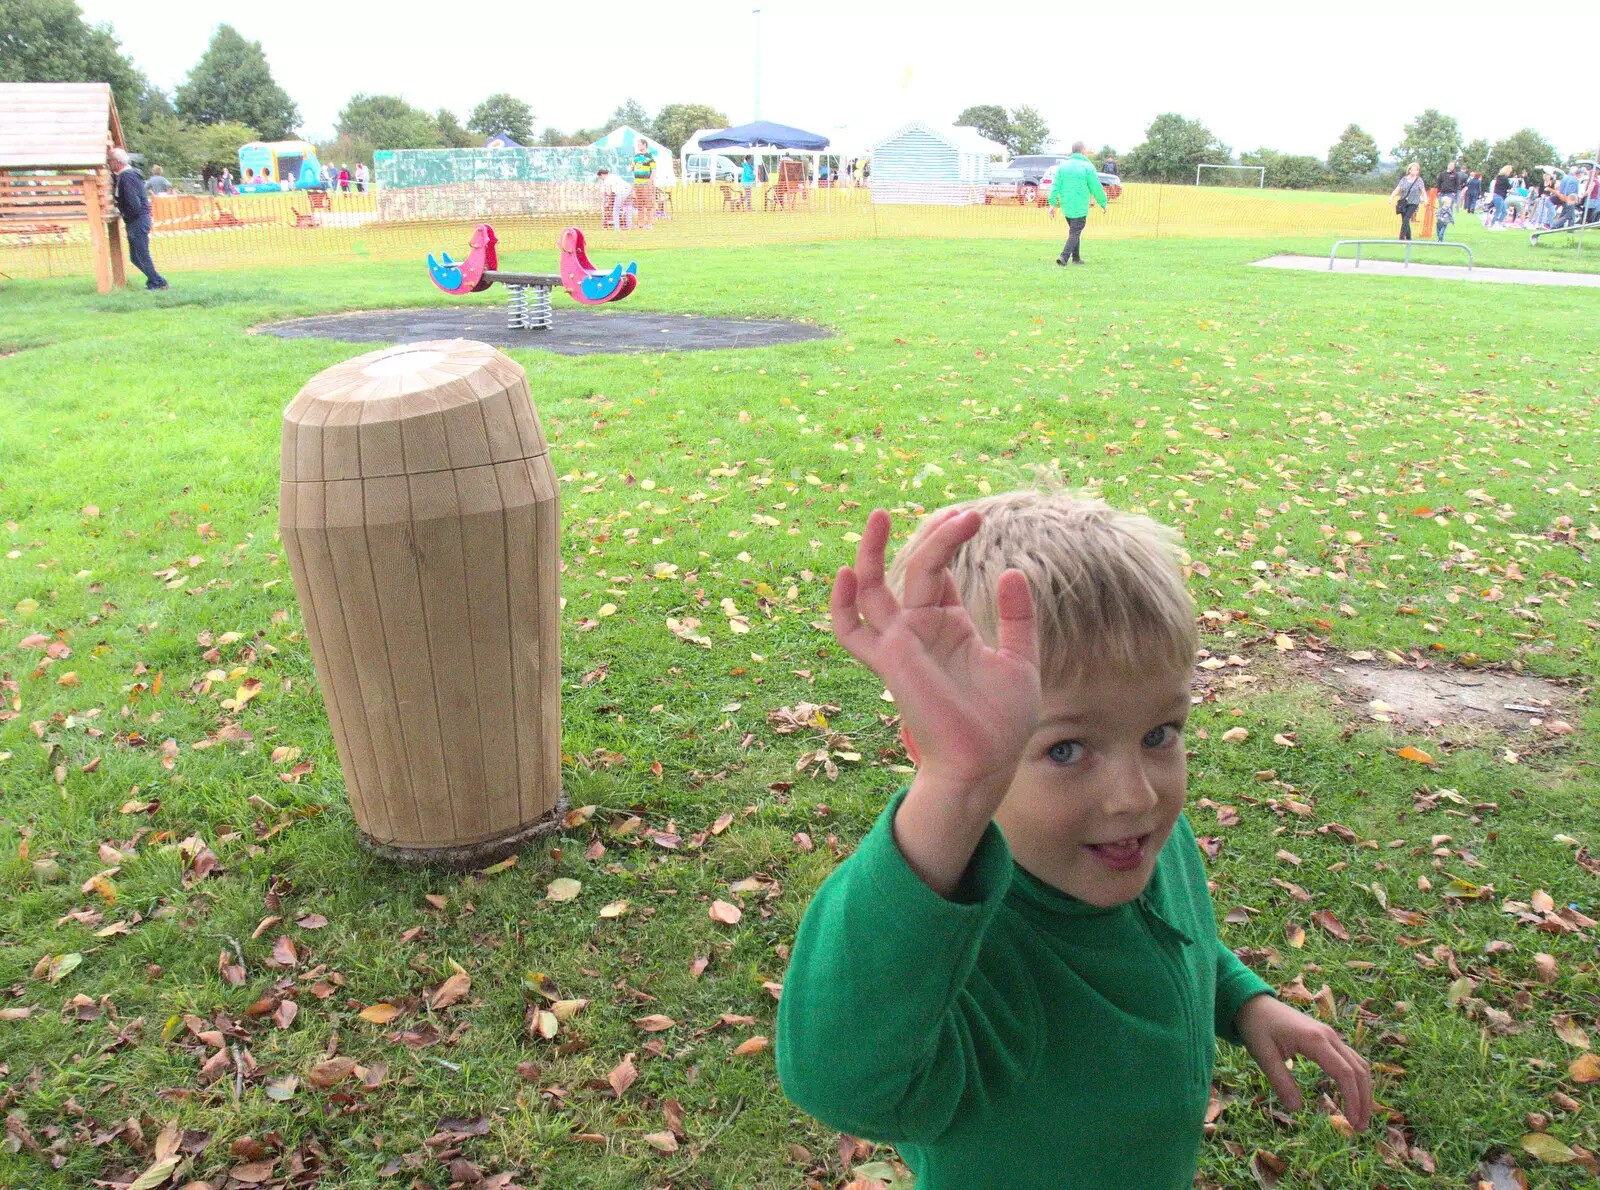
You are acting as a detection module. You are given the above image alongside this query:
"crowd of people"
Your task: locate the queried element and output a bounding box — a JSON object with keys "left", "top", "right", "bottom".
{"left": 1394, "top": 158, "right": 1600, "bottom": 239}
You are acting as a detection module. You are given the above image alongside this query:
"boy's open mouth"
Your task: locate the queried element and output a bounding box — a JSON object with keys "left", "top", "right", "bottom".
{"left": 1084, "top": 834, "right": 1151, "bottom": 872}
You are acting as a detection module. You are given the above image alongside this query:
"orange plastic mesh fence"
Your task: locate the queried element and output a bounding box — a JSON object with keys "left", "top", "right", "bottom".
{"left": 0, "top": 181, "right": 1396, "bottom": 282}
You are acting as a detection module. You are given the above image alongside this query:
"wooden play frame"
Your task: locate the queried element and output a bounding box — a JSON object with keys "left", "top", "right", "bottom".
{"left": 0, "top": 83, "right": 128, "bottom": 293}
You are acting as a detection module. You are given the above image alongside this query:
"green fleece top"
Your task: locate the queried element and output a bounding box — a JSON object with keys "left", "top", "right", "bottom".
{"left": 777, "top": 790, "right": 1273, "bottom": 1190}
{"left": 1048, "top": 153, "right": 1108, "bottom": 218}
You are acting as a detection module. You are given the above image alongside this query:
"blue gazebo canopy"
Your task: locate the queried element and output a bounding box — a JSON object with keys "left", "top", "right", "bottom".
{"left": 698, "top": 121, "right": 830, "bottom": 152}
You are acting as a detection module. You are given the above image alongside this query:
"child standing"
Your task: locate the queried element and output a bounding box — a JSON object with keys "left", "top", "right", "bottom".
{"left": 778, "top": 491, "right": 1372, "bottom": 1189}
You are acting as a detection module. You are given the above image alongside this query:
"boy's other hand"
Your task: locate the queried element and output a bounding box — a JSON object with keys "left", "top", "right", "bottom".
{"left": 1235, "top": 995, "right": 1373, "bottom": 1133}
{"left": 831, "top": 507, "right": 1040, "bottom": 815}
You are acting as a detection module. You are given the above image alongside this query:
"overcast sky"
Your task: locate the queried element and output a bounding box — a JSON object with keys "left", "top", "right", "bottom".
{"left": 81, "top": 0, "right": 1600, "bottom": 159}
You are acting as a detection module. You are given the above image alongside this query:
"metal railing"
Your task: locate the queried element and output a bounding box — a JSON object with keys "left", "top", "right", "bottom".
{"left": 1529, "top": 220, "right": 1595, "bottom": 246}
{"left": 1329, "top": 239, "right": 1473, "bottom": 270}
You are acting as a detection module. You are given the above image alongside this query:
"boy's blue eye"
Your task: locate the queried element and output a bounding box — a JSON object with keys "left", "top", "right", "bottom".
{"left": 1143, "top": 724, "right": 1182, "bottom": 749}
{"left": 1047, "top": 740, "right": 1085, "bottom": 765}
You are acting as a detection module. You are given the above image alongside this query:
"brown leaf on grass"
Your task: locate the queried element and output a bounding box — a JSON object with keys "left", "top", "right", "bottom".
{"left": 270, "top": 936, "right": 298, "bottom": 968}
{"left": 663, "top": 1098, "right": 686, "bottom": 1138}
{"left": 1277, "top": 975, "right": 1314, "bottom": 1004}
{"left": 732, "top": 1035, "right": 769, "bottom": 1055}
{"left": 271, "top": 999, "right": 298, "bottom": 1030}
{"left": 642, "top": 1131, "right": 679, "bottom": 1153}
{"left": 1569, "top": 1052, "right": 1600, "bottom": 1084}
{"left": 1312, "top": 984, "right": 1336, "bottom": 1023}
{"left": 1552, "top": 1016, "right": 1591, "bottom": 1049}
{"left": 1531, "top": 890, "right": 1556, "bottom": 914}
{"left": 430, "top": 972, "right": 470, "bottom": 1009}
{"left": 709, "top": 900, "right": 743, "bottom": 925}
{"left": 307, "top": 1056, "right": 359, "bottom": 1088}
{"left": 1395, "top": 745, "right": 1435, "bottom": 764}
{"left": 1250, "top": 1149, "right": 1287, "bottom": 1188}
{"left": 197, "top": 1048, "right": 231, "bottom": 1084}
{"left": 1534, "top": 953, "right": 1559, "bottom": 984}
{"left": 608, "top": 1052, "right": 638, "bottom": 1098}
{"left": 230, "top": 1158, "right": 277, "bottom": 1184}
{"left": 599, "top": 900, "right": 629, "bottom": 919}
{"left": 1283, "top": 922, "right": 1306, "bottom": 949}
{"left": 710, "top": 812, "right": 734, "bottom": 835}
{"left": 1310, "top": 910, "right": 1350, "bottom": 941}
{"left": 634, "top": 1015, "right": 676, "bottom": 1033}
{"left": 295, "top": 914, "right": 329, "bottom": 930}
{"left": 359, "top": 1003, "right": 400, "bottom": 1024}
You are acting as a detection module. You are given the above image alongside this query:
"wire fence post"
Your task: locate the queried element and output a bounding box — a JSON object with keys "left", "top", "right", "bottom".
{"left": 1154, "top": 185, "right": 1163, "bottom": 239}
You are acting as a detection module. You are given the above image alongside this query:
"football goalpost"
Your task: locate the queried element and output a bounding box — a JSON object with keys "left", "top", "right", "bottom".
{"left": 1196, "top": 164, "right": 1266, "bottom": 187}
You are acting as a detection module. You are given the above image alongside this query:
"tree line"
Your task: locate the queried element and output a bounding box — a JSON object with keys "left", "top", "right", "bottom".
{"left": 0, "top": 0, "right": 728, "bottom": 179}
{"left": 1099, "top": 111, "right": 1573, "bottom": 190}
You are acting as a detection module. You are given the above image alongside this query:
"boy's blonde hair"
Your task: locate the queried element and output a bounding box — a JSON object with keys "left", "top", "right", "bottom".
{"left": 887, "top": 488, "right": 1198, "bottom": 687}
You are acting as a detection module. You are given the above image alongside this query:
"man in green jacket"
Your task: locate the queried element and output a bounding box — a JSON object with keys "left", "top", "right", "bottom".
{"left": 1048, "top": 141, "right": 1108, "bottom": 265}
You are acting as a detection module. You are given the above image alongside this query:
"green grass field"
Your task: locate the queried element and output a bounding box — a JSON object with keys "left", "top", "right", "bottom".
{"left": 1, "top": 233, "right": 1598, "bottom": 1190}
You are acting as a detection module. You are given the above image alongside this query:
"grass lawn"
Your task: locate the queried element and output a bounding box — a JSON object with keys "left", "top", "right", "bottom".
{"left": 1, "top": 233, "right": 1597, "bottom": 1190}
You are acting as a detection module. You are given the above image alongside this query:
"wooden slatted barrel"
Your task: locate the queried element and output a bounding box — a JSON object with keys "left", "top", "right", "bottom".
{"left": 279, "top": 339, "right": 564, "bottom": 867}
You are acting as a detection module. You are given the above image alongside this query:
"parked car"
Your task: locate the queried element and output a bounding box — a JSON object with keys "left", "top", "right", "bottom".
{"left": 1038, "top": 163, "right": 1122, "bottom": 203}
{"left": 684, "top": 153, "right": 741, "bottom": 183}
{"left": 985, "top": 154, "right": 1122, "bottom": 204}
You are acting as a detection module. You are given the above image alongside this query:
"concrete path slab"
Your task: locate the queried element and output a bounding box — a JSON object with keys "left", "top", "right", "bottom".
{"left": 1252, "top": 254, "right": 1600, "bottom": 288}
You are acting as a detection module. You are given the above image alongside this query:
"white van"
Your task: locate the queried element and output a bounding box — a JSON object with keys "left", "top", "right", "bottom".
{"left": 685, "top": 153, "right": 741, "bottom": 183}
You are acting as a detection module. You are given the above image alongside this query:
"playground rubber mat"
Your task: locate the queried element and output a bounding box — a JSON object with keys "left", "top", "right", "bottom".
{"left": 1251, "top": 254, "right": 1600, "bottom": 287}
{"left": 257, "top": 307, "right": 831, "bottom": 354}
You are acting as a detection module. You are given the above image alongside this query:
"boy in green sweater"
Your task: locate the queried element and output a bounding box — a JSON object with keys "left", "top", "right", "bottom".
{"left": 777, "top": 490, "right": 1373, "bottom": 1189}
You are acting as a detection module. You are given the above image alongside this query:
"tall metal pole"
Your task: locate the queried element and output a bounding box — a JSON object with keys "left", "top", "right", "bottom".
{"left": 753, "top": 9, "right": 762, "bottom": 121}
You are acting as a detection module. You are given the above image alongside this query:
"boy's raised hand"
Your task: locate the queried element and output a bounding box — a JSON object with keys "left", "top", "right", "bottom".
{"left": 831, "top": 509, "right": 1040, "bottom": 894}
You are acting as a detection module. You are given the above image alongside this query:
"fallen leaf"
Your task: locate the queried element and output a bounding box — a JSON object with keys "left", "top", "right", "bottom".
{"left": 709, "top": 899, "right": 743, "bottom": 925}
{"left": 1534, "top": 953, "right": 1558, "bottom": 984}
{"left": 1395, "top": 745, "right": 1436, "bottom": 765}
{"left": 430, "top": 971, "right": 471, "bottom": 1009}
{"left": 1310, "top": 910, "right": 1350, "bottom": 941}
{"left": 1569, "top": 1052, "right": 1600, "bottom": 1084}
{"left": 634, "top": 1014, "right": 676, "bottom": 1032}
{"left": 1221, "top": 727, "right": 1250, "bottom": 743}
{"left": 546, "top": 878, "right": 582, "bottom": 903}
{"left": 1521, "top": 1133, "right": 1577, "bottom": 1163}
{"left": 733, "top": 1035, "right": 769, "bottom": 1055}
{"left": 608, "top": 1052, "right": 638, "bottom": 1098}
{"left": 306, "top": 1056, "right": 359, "bottom": 1088}
{"left": 359, "top": 1003, "right": 400, "bottom": 1024}
{"left": 599, "top": 900, "right": 629, "bottom": 919}
{"left": 550, "top": 998, "right": 589, "bottom": 1021}
{"left": 127, "top": 1156, "right": 183, "bottom": 1190}
{"left": 295, "top": 914, "right": 329, "bottom": 930}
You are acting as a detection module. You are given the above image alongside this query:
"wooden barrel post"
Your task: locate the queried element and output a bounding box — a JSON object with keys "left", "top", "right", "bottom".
{"left": 279, "top": 339, "right": 564, "bottom": 868}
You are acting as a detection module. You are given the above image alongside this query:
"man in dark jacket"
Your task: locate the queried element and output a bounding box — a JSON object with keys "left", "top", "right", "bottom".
{"left": 110, "top": 147, "right": 168, "bottom": 290}
{"left": 1435, "top": 162, "right": 1461, "bottom": 200}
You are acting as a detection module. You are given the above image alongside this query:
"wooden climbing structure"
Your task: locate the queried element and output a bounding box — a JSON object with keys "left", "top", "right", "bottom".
{"left": 0, "top": 83, "right": 127, "bottom": 293}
